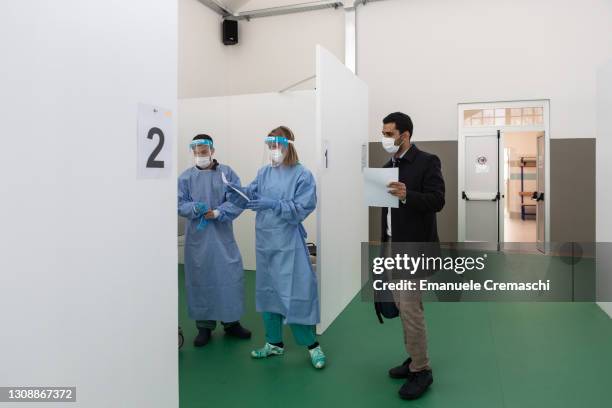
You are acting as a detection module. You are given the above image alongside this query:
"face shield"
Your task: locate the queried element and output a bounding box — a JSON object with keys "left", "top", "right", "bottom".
{"left": 190, "top": 139, "right": 213, "bottom": 168}
{"left": 263, "top": 136, "right": 292, "bottom": 167}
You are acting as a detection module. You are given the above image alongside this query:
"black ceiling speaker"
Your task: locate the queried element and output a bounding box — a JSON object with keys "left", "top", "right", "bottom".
{"left": 222, "top": 20, "right": 238, "bottom": 45}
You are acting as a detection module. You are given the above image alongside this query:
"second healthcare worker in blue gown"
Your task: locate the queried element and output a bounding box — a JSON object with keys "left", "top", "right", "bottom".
{"left": 178, "top": 134, "right": 252, "bottom": 347}
{"left": 226, "top": 126, "right": 326, "bottom": 369}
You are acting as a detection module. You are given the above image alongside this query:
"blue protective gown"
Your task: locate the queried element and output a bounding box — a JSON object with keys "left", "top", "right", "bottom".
{"left": 245, "top": 164, "right": 319, "bottom": 325}
{"left": 178, "top": 163, "right": 245, "bottom": 323}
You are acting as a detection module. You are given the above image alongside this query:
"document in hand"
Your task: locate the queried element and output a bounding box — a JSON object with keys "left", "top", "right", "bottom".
{"left": 363, "top": 167, "right": 399, "bottom": 208}
{"left": 221, "top": 172, "right": 251, "bottom": 202}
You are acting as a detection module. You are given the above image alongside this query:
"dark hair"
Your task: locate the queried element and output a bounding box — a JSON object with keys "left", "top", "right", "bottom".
{"left": 193, "top": 134, "right": 213, "bottom": 144}
{"left": 383, "top": 112, "right": 413, "bottom": 137}
{"left": 192, "top": 134, "right": 218, "bottom": 170}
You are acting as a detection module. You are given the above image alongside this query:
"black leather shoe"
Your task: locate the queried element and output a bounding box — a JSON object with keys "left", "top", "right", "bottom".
{"left": 388, "top": 357, "right": 412, "bottom": 379}
{"left": 398, "top": 369, "right": 433, "bottom": 400}
{"left": 224, "top": 323, "right": 252, "bottom": 339}
{"left": 193, "top": 328, "right": 212, "bottom": 347}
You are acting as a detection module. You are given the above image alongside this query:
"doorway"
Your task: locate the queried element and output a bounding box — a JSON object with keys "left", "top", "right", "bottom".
{"left": 502, "top": 131, "right": 544, "bottom": 243}
{"left": 458, "top": 101, "right": 550, "bottom": 252}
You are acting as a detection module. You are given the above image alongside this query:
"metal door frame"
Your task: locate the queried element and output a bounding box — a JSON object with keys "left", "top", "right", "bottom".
{"left": 458, "top": 100, "right": 550, "bottom": 247}
{"left": 536, "top": 134, "right": 546, "bottom": 252}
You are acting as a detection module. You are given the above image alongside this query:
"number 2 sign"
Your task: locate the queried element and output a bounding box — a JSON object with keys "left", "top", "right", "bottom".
{"left": 137, "top": 103, "right": 173, "bottom": 179}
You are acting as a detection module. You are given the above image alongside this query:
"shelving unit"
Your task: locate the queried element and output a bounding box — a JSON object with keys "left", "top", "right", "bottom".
{"left": 520, "top": 156, "right": 536, "bottom": 220}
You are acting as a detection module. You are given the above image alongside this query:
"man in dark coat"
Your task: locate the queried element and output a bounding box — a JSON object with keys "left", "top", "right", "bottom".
{"left": 380, "top": 112, "right": 445, "bottom": 400}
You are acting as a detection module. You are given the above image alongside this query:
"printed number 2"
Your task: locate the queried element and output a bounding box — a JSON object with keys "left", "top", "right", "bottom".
{"left": 146, "top": 127, "right": 165, "bottom": 168}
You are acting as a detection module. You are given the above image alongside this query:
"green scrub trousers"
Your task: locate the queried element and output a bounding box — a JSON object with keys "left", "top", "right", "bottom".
{"left": 263, "top": 312, "right": 316, "bottom": 346}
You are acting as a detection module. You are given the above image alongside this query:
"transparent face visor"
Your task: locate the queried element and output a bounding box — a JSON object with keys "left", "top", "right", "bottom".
{"left": 190, "top": 139, "right": 213, "bottom": 168}
{"left": 263, "top": 136, "right": 292, "bottom": 167}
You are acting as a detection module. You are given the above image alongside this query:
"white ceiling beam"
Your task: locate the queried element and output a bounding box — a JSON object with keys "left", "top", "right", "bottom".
{"left": 197, "top": 0, "right": 234, "bottom": 17}
{"left": 344, "top": 0, "right": 356, "bottom": 9}
{"left": 344, "top": 1, "right": 357, "bottom": 73}
{"left": 229, "top": 1, "right": 343, "bottom": 21}
{"left": 197, "top": 0, "right": 390, "bottom": 19}
{"left": 355, "top": 0, "right": 388, "bottom": 5}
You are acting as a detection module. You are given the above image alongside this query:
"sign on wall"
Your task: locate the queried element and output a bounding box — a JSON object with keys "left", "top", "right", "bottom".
{"left": 137, "top": 103, "right": 173, "bottom": 179}
{"left": 475, "top": 155, "right": 490, "bottom": 173}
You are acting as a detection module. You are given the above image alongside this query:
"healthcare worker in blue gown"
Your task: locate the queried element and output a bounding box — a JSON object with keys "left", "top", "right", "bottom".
{"left": 225, "top": 126, "right": 326, "bottom": 369}
{"left": 178, "top": 134, "right": 252, "bottom": 347}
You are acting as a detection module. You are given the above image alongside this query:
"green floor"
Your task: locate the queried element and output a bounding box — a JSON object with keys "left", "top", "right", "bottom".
{"left": 178, "top": 266, "right": 612, "bottom": 408}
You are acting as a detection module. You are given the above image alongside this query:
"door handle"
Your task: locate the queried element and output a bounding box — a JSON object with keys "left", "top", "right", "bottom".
{"left": 536, "top": 192, "right": 544, "bottom": 202}
{"left": 462, "top": 191, "right": 499, "bottom": 201}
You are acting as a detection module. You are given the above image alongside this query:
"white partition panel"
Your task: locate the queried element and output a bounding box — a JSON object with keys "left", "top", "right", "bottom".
{"left": 316, "top": 45, "right": 369, "bottom": 333}
{"left": 597, "top": 61, "right": 612, "bottom": 318}
{"left": 178, "top": 91, "right": 317, "bottom": 270}
{"left": 0, "top": 1, "right": 178, "bottom": 406}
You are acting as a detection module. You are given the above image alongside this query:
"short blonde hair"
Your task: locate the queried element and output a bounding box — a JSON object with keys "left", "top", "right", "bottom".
{"left": 268, "top": 126, "right": 299, "bottom": 166}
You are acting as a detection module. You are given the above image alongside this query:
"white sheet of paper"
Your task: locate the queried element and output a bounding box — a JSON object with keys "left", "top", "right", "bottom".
{"left": 221, "top": 172, "right": 251, "bottom": 202}
{"left": 363, "top": 167, "right": 399, "bottom": 208}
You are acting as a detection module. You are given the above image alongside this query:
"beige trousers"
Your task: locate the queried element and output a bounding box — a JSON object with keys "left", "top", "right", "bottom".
{"left": 384, "top": 237, "right": 431, "bottom": 372}
{"left": 392, "top": 285, "right": 431, "bottom": 372}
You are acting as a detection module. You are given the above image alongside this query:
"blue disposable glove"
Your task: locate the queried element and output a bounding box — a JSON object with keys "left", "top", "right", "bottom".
{"left": 192, "top": 202, "right": 209, "bottom": 231}
{"left": 196, "top": 216, "right": 209, "bottom": 231}
{"left": 193, "top": 202, "right": 208, "bottom": 215}
{"left": 246, "top": 197, "right": 279, "bottom": 212}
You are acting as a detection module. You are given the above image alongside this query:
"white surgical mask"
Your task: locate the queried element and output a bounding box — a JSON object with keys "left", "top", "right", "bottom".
{"left": 269, "top": 149, "right": 284, "bottom": 166}
{"left": 381, "top": 136, "right": 401, "bottom": 154}
{"left": 195, "top": 156, "right": 212, "bottom": 168}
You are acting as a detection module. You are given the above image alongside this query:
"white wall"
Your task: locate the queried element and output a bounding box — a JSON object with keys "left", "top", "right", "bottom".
{"left": 358, "top": 0, "right": 612, "bottom": 141}
{"left": 179, "top": 0, "right": 229, "bottom": 98}
{"left": 597, "top": 60, "right": 612, "bottom": 318}
{"left": 225, "top": 8, "right": 345, "bottom": 95}
{"left": 179, "top": 0, "right": 345, "bottom": 97}
{"left": 0, "top": 1, "right": 178, "bottom": 406}
{"left": 178, "top": 91, "right": 317, "bottom": 270}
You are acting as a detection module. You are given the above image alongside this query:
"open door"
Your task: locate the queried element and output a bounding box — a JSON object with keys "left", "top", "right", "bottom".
{"left": 461, "top": 130, "right": 503, "bottom": 245}
{"left": 536, "top": 134, "right": 546, "bottom": 252}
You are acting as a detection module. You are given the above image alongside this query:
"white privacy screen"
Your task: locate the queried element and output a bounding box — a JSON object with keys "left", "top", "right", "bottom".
{"left": 0, "top": 1, "right": 178, "bottom": 406}
{"left": 315, "top": 45, "right": 369, "bottom": 333}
